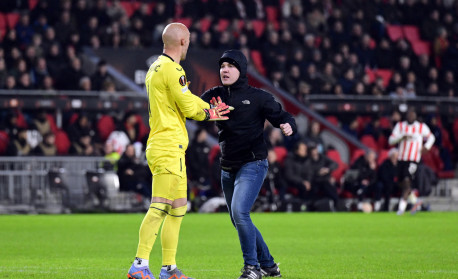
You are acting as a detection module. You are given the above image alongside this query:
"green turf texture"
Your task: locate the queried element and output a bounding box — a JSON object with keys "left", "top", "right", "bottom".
{"left": 0, "top": 212, "right": 457, "bottom": 279}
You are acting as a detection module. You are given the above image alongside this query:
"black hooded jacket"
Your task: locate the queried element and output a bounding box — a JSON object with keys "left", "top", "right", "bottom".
{"left": 201, "top": 50, "right": 297, "bottom": 169}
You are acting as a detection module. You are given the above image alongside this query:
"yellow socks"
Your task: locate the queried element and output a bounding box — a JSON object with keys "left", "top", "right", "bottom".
{"left": 136, "top": 202, "right": 171, "bottom": 260}
{"left": 161, "top": 205, "right": 187, "bottom": 265}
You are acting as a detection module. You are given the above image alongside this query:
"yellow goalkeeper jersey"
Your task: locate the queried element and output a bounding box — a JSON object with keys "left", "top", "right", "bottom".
{"left": 145, "top": 54, "right": 210, "bottom": 153}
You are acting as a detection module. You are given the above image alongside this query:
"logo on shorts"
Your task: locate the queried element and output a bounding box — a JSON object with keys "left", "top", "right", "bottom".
{"left": 242, "top": 100, "right": 250, "bottom": 104}
{"left": 179, "top": 75, "right": 187, "bottom": 86}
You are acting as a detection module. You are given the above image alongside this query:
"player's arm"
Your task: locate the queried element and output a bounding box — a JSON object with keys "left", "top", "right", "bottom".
{"left": 262, "top": 92, "right": 297, "bottom": 136}
{"left": 167, "top": 66, "right": 230, "bottom": 121}
{"left": 422, "top": 124, "right": 435, "bottom": 150}
{"left": 388, "top": 123, "right": 402, "bottom": 145}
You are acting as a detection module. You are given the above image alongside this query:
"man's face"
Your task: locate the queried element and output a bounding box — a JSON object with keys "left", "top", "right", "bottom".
{"left": 407, "top": 111, "right": 416, "bottom": 123}
{"left": 220, "top": 62, "right": 240, "bottom": 86}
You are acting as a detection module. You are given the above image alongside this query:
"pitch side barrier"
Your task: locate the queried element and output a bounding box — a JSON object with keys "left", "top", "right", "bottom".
{"left": 0, "top": 157, "right": 144, "bottom": 214}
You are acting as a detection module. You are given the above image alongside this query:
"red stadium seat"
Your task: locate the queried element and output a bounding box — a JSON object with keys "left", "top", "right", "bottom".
{"left": 386, "top": 25, "right": 404, "bottom": 41}
{"left": 135, "top": 114, "right": 149, "bottom": 141}
{"left": 55, "top": 130, "right": 71, "bottom": 155}
{"left": 412, "top": 41, "right": 431, "bottom": 56}
{"left": 402, "top": 25, "right": 420, "bottom": 42}
{"left": 120, "top": 1, "right": 135, "bottom": 17}
{"left": 377, "top": 149, "right": 389, "bottom": 166}
{"left": 0, "top": 13, "right": 7, "bottom": 30}
{"left": 250, "top": 50, "right": 266, "bottom": 76}
{"left": 46, "top": 114, "right": 59, "bottom": 133}
{"left": 453, "top": 118, "right": 458, "bottom": 146}
{"left": 218, "top": 19, "right": 230, "bottom": 32}
{"left": 265, "top": 6, "right": 279, "bottom": 22}
{"left": 29, "top": 0, "right": 39, "bottom": 10}
{"left": 251, "top": 20, "right": 265, "bottom": 37}
{"left": 375, "top": 69, "right": 393, "bottom": 88}
{"left": 208, "top": 144, "right": 220, "bottom": 167}
{"left": 273, "top": 146, "right": 288, "bottom": 166}
{"left": 326, "top": 149, "right": 348, "bottom": 181}
{"left": 0, "top": 130, "right": 9, "bottom": 155}
{"left": 97, "top": 115, "right": 115, "bottom": 142}
{"left": 350, "top": 149, "right": 365, "bottom": 165}
{"left": 365, "top": 68, "right": 376, "bottom": 83}
{"left": 325, "top": 116, "right": 339, "bottom": 127}
{"left": 379, "top": 116, "right": 391, "bottom": 129}
{"left": 422, "top": 145, "right": 443, "bottom": 174}
{"left": 360, "top": 135, "right": 378, "bottom": 151}
{"left": 174, "top": 18, "right": 192, "bottom": 28}
{"left": 6, "top": 13, "right": 20, "bottom": 29}
{"left": 199, "top": 17, "right": 211, "bottom": 33}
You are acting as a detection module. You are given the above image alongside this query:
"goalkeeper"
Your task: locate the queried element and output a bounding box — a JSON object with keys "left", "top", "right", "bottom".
{"left": 127, "top": 23, "right": 231, "bottom": 279}
{"left": 201, "top": 50, "right": 297, "bottom": 279}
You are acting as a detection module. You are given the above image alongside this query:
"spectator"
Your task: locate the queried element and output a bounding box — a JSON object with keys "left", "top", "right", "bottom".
{"left": 31, "top": 110, "right": 52, "bottom": 136}
{"left": 33, "top": 132, "right": 57, "bottom": 156}
{"left": 6, "top": 128, "right": 31, "bottom": 156}
{"left": 186, "top": 128, "right": 211, "bottom": 189}
{"left": 15, "top": 13, "right": 35, "bottom": 46}
{"left": 350, "top": 150, "right": 381, "bottom": 211}
{"left": 101, "top": 141, "right": 120, "bottom": 171}
{"left": 262, "top": 148, "right": 287, "bottom": 206}
{"left": 305, "top": 145, "right": 339, "bottom": 209}
{"left": 284, "top": 141, "right": 312, "bottom": 203}
{"left": 377, "top": 148, "right": 399, "bottom": 211}
{"left": 306, "top": 120, "right": 325, "bottom": 154}
{"left": 117, "top": 144, "right": 151, "bottom": 197}
{"left": 69, "top": 131, "right": 96, "bottom": 156}
{"left": 79, "top": 76, "right": 92, "bottom": 91}
{"left": 4, "top": 75, "right": 17, "bottom": 90}
{"left": 67, "top": 114, "right": 93, "bottom": 143}
{"left": 59, "top": 57, "right": 84, "bottom": 90}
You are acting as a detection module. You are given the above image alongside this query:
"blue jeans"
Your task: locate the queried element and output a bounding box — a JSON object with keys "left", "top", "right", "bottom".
{"left": 221, "top": 159, "right": 275, "bottom": 268}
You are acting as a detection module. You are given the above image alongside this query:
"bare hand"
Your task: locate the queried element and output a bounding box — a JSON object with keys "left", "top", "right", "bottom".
{"left": 303, "top": 181, "right": 311, "bottom": 191}
{"left": 319, "top": 167, "right": 329, "bottom": 175}
{"left": 280, "top": 123, "right": 293, "bottom": 136}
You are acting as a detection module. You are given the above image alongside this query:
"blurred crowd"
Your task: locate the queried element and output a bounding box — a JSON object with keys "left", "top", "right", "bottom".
{"left": 0, "top": 0, "right": 456, "bottom": 210}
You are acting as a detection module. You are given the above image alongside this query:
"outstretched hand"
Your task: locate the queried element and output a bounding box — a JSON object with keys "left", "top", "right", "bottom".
{"left": 204, "top": 96, "right": 232, "bottom": 121}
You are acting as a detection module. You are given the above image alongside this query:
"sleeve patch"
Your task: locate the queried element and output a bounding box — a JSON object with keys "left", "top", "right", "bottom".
{"left": 179, "top": 75, "right": 187, "bottom": 86}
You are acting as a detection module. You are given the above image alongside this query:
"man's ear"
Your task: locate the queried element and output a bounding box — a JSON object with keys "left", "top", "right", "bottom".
{"left": 180, "top": 38, "right": 185, "bottom": 46}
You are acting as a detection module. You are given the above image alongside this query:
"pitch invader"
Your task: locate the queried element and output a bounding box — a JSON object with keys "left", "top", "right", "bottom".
{"left": 388, "top": 108, "right": 435, "bottom": 215}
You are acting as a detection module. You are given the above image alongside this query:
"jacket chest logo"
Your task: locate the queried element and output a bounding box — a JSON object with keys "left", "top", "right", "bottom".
{"left": 242, "top": 100, "right": 250, "bottom": 105}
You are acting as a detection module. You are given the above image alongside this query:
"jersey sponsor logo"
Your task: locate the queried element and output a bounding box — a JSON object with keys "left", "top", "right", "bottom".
{"left": 179, "top": 75, "right": 187, "bottom": 86}
{"left": 242, "top": 100, "right": 250, "bottom": 104}
{"left": 176, "top": 67, "right": 183, "bottom": 71}
{"left": 154, "top": 64, "right": 161, "bottom": 72}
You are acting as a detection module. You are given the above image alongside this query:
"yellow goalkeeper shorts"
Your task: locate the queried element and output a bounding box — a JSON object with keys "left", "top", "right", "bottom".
{"left": 146, "top": 149, "right": 187, "bottom": 200}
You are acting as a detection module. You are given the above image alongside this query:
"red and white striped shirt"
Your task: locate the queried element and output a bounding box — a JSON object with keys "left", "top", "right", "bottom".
{"left": 388, "top": 121, "right": 435, "bottom": 162}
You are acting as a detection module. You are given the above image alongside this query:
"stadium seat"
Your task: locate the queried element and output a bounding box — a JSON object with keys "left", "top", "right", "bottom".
{"left": 273, "top": 146, "right": 288, "bottom": 166}
{"left": 377, "top": 135, "right": 388, "bottom": 150}
{"left": 208, "top": 144, "right": 220, "bottom": 167}
{"left": 0, "top": 13, "right": 7, "bottom": 31}
{"left": 174, "top": 18, "right": 192, "bottom": 28}
{"left": 360, "top": 135, "right": 378, "bottom": 151}
{"left": 46, "top": 114, "right": 59, "bottom": 133}
{"left": 218, "top": 19, "right": 230, "bottom": 32}
{"left": 375, "top": 69, "right": 393, "bottom": 88}
{"left": 386, "top": 25, "right": 404, "bottom": 41}
{"left": 199, "top": 17, "right": 211, "bottom": 33}
{"left": 29, "top": 0, "right": 39, "bottom": 10}
{"left": 265, "top": 6, "right": 278, "bottom": 22}
{"left": 0, "top": 130, "right": 9, "bottom": 155}
{"left": 6, "top": 13, "right": 20, "bottom": 29}
{"left": 422, "top": 145, "right": 444, "bottom": 174}
{"left": 134, "top": 114, "right": 149, "bottom": 141}
{"left": 55, "top": 130, "right": 71, "bottom": 155}
{"left": 325, "top": 116, "right": 339, "bottom": 127}
{"left": 453, "top": 118, "right": 458, "bottom": 146}
{"left": 402, "top": 25, "right": 420, "bottom": 42}
{"left": 326, "top": 149, "right": 348, "bottom": 181}
{"left": 350, "top": 149, "right": 365, "bottom": 165}
{"left": 250, "top": 50, "right": 266, "bottom": 76}
{"left": 365, "top": 68, "right": 376, "bottom": 83}
{"left": 97, "top": 115, "right": 115, "bottom": 142}
{"left": 379, "top": 116, "right": 391, "bottom": 129}
{"left": 120, "top": 1, "right": 135, "bottom": 17}
{"left": 377, "top": 149, "right": 389, "bottom": 166}
{"left": 251, "top": 20, "right": 265, "bottom": 37}
{"left": 412, "top": 41, "right": 431, "bottom": 56}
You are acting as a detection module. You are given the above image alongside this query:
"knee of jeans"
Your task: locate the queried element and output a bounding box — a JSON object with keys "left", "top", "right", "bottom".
{"left": 231, "top": 205, "right": 250, "bottom": 224}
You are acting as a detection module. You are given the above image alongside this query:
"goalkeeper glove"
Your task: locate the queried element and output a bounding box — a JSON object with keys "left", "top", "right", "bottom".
{"left": 204, "top": 97, "right": 232, "bottom": 121}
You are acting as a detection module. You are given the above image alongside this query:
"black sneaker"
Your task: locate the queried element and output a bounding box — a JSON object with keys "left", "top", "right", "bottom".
{"left": 238, "top": 265, "right": 262, "bottom": 279}
{"left": 260, "top": 263, "right": 281, "bottom": 277}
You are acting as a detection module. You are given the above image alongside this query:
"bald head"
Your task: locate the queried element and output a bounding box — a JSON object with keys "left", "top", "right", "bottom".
{"left": 162, "top": 23, "right": 190, "bottom": 61}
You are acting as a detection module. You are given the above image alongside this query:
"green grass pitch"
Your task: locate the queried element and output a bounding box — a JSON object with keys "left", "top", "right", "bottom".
{"left": 0, "top": 212, "right": 457, "bottom": 278}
